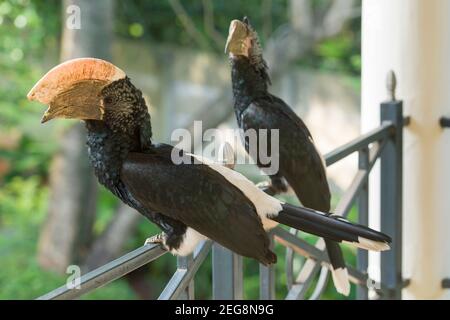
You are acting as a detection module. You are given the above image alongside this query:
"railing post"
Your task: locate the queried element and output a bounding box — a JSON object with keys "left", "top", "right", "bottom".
{"left": 260, "top": 232, "right": 276, "bottom": 299}
{"left": 212, "top": 244, "right": 243, "bottom": 299}
{"left": 357, "top": 146, "right": 369, "bottom": 300}
{"left": 177, "top": 255, "right": 194, "bottom": 299}
{"left": 379, "top": 71, "right": 403, "bottom": 299}
{"left": 211, "top": 141, "right": 243, "bottom": 299}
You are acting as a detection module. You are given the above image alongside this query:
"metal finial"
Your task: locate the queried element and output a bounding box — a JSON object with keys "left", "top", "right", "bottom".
{"left": 386, "top": 70, "right": 397, "bottom": 101}
{"left": 217, "top": 142, "right": 235, "bottom": 169}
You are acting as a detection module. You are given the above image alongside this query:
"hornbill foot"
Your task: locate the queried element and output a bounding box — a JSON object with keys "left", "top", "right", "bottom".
{"left": 257, "top": 177, "right": 289, "bottom": 196}
{"left": 144, "top": 232, "right": 167, "bottom": 246}
{"left": 256, "top": 181, "right": 277, "bottom": 196}
{"left": 256, "top": 181, "right": 271, "bottom": 189}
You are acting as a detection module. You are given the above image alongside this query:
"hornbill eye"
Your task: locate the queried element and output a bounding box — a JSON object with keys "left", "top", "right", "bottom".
{"left": 103, "top": 96, "right": 114, "bottom": 105}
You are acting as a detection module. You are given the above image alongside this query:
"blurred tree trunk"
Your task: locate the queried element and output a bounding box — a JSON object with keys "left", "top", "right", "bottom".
{"left": 38, "top": 0, "right": 114, "bottom": 272}
{"left": 83, "top": 203, "right": 141, "bottom": 270}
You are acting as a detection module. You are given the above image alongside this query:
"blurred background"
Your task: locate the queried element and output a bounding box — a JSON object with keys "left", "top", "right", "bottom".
{"left": 0, "top": 0, "right": 363, "bottom": 299}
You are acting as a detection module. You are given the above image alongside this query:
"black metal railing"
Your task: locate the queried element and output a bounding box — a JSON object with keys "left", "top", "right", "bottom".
{"left": 37, "top": 73, "right": 406, "bottom": 301}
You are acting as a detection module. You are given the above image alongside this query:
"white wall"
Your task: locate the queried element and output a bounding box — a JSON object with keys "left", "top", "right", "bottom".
{"left": 362, "top": 0, "right": 450, "bottom": 299}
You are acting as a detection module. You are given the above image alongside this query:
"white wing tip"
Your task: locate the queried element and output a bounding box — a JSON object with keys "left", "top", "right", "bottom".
{"left": 344, "top": 237, "right": 390, "bottom": 251}
{"left": 331, "top": 267, "right": 350, "bottom": 296}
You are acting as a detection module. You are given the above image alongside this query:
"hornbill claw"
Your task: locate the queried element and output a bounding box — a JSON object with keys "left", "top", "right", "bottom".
{"left": 256, "top": 181, "right": 276, "bottom": 195}
{"left": 257, "top": 179, "right": 288, "bottom": 196}
{"left": 144, "top": 233, "right": 167, "bottom": 246}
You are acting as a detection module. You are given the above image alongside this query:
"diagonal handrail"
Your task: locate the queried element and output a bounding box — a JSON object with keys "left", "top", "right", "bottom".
{"left": 325, "top": 122, "right": 393, "bottom": 166}
{"left": 37, "top": 243, "right": 167, "bottom": 300}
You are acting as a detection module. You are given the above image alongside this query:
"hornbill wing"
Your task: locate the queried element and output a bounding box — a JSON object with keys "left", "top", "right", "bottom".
{"left": 119, "top": 143, "right": 276, "bottom": 264}
{"left": 241, "top": 96, "right": 331, "bottom": 212}
{"left": 267, "top": 94, "right": 315, "bottom": 141}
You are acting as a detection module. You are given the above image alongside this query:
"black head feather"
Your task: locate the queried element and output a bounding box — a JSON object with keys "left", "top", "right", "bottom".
{"left": 100, "top": 77, "right": 151, "bottom": 137}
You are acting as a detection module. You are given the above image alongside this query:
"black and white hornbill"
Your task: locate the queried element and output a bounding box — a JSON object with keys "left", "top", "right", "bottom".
{"left": 225, "top": 17, "right": 359, "bottom": 295}
{"left": 28, "top": 58, "right": 390, "bottom": 275}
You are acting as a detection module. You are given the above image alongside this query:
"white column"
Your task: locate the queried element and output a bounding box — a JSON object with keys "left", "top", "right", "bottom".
{"left": 362, "top": 0, "right": 450, "bottom": 299}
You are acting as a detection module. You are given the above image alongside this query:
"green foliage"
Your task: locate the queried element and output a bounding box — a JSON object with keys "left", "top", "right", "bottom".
{"left": 0, "top": 176, "right": 47, "bottom": 229}
{"left": 0, "top": 176, "right": 137, "bottom": 299}
{"left": 115, "top": 0, "right": 288, "bottom": 50}
{"left": 0, "top": 176, "right": 63, "bottom": 299}
{"left": 0, "top": 0, "right": 61, "bottom": 182}
{"left": 93, "top": 186, "right": 120, "bottom": 235}
{"left": 0, "top": 0, "right": 62, "bottom": 299}
{"left": 0, "top": 0, "right": 60, "bottom": 125}
{"left": 303, "top": 11, "right": 361, "bottom": 75}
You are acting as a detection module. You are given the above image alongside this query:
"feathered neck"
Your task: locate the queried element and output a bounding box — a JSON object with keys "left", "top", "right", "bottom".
{"left": 230, "top": 55, "right": 270, "bottom": 109}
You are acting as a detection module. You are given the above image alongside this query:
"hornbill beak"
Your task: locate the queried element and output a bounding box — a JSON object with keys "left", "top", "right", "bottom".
{"left": 224, "top": 19, "right": 251, "bottom": 56}
{"left": 27, "top": 58, "right": 126, "bottom": 123}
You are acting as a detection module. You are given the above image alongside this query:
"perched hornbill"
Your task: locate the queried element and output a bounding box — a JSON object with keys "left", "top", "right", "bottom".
{"left": 225, "top": 17, "right": 353, "bottom": 295}
{"left": 28, "top": 58, "right": 390, "bottom": 272}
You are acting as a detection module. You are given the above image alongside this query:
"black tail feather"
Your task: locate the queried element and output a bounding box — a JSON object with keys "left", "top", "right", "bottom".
{"left": 325, "top": 240, "right": 346, "bottom": 270}
{"left": 324, "top": 239, "right": 350, "bottom": 295}
{"left": 272, "top": 204, "right": 391, "bottom": 250}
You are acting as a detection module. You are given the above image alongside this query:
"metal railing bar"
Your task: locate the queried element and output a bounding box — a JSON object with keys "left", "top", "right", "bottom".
{"left": 357, "top": 147, "right": 370, "bottom": 300}
{"left": 212, "top": 244, "right": 243, "bottom": 299}
{"left": 380, "top": 100, "right": 404, "bottom": 299}
{"left": 334, "top": 140, "right": 386, "bottom": 218}
{"left": 341, "top": 139, "right": 386, "bottom": 216}
{"left": 260, "top": 232, "right": 276, "bottom": 299}
{"left": 158, "top": 240, "right": 212, "bottom": 300}
{"left": 308, "top": 266, "right": 330, "bottom": 300}
{"left": 347, "top": 267, "right": 368, "bottom": 286}
{"left": 176, "top": 254, "right": 195, "bottom": 299}
{"left": 282, "top": 239, "right": 326, "bottom": 300}
{"left": 285, "top": 261, "right": 322, "bottom": 300}
{"left": 276, "top": 226, "right": 328, "bottom": 299}
{"left": 158, "top": 269, "right": 189, "bottom": 300}
{"left": 273, "top": 227, "right": 328, "bottom": 262}
{"left": 285, "top": 229, "right": 299, "bottom": 289}
{"left": 325, "top": 122, "right": 393, "bottom": 167}
{"left": 369, "top": 139, "right": 387, "bottom": 170}
{"left": 334, "top": 169, "right": 369, "bottom": 217}
{"left": 37, "top": 243, "right": 167, "bottom": 300}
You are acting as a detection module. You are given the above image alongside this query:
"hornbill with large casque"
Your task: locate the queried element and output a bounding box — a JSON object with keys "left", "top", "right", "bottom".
{"left": 225, "top": 17, "right": 355, "bottom": 295}
{"left": 28, "top": 58, "right": 390, "bottom": 274}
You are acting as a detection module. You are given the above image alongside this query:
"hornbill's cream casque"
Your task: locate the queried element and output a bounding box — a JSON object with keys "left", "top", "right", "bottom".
{"left": 28, "top": 58, "right": 390, "bottom": 272}
{"left": 225, "top": 17, "right": 356, "bottom": 295}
